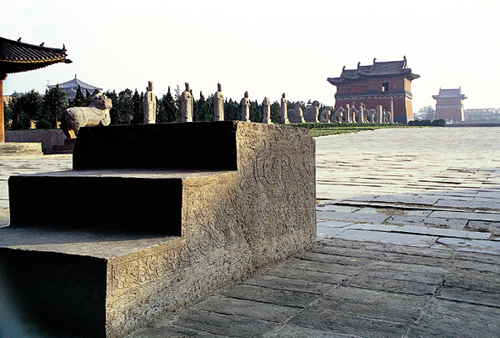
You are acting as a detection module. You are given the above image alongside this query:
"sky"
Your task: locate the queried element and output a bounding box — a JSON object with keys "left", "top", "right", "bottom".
{"left": 2, "top": 0, "right": 500, "bottom": 112}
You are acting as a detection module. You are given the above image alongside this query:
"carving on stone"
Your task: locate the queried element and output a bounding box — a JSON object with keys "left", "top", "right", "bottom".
{"left": 280, "top": 93, "right": 289, "bottom": 124}
{"left": 303, "top": 101, "right": 320, "bottom": 123}
{"left": 61, "top": 93, "right": 112, "bottom": 138}
{"left": 143, "top": 81, "right": 156, "bottom": 124}
{"left": 358, "top": 103, "right": 367, "bottom": 123}
{"left": 319, "top": 106, "right": 331, "bottom": 123}
{"left": 384, "top": 109, "right": 393, "bottom": 123}
{"left": 213, "top": 83, "right": 224, "bottom": 121}
{"left": 287, "top": 102, "right": 305, "bottom": 123}
{"left": 262, "top": 97, "right": 272, "bottom": 124}
{"left": 181, "top": 82, "right": 193, "bottom": 122}
{"left": 331, "top": 107, "right": 344, "bottom": 123}
{"left": 240, "top": 91, "right": 250, "bottom": 122}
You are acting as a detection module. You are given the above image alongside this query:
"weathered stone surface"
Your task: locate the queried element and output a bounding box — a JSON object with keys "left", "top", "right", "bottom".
{"left": 180, "top": 82, "right": 193, "bottom": 122}
{"left": 409, "top": 299, "right": 500, "bottom": 337}
{"left": 192, "top": 295, "right": 299, "bottom": 322}
{"left": 220, "top": 284, "right": 319, "bottom": 308}
{"left": 3, "top": 122, "right": 316, "bottom": 337}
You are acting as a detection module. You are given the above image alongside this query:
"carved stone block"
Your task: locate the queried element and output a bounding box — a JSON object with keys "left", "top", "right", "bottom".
{"left": 2, "top": 121, "right": 316, "bottom": 337}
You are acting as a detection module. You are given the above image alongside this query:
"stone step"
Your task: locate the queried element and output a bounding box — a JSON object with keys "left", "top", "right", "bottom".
{"left": 1, "top": 122, "right": 316, "bottom": 337}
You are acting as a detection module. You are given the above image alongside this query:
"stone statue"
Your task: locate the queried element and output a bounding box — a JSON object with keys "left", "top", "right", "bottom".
{"left": 213, "top": 83, "right": 224, "bottom": 121}
{"left": 367, "top": 109, "right": 376, "bottom": 123}
{"left": 375, "top": 105, "right": 383, "bottom": 123}
{"left": 383, "top": 110, "right": 393, "bottom": 123}
{"left": 143, "top": 81, "right": 156, "bottom": 124}
{"left": 61, "top": 93, "right": 112, "bottom": 138}
{"left": 319, "top": 106, "right": 331, "bottom": 123}
{"left": 358, "top": 103, "right": 366, "bottom": 123}
{"left": 262, "top": 97, "right": 272, "bottom": 124}
{"left": 240, "top": 91, "right": 250, "bottom": 122}
{"left": 280, "top": 93, "right": 289, "bottom": 124}
{"left": 345, "top": 104, "right": 351, "bottom": 123}
{"left": 181, "top": 82, "right": 193, "bottom": 122}
{"left": 287, "top": 102, "right": 305, "bottom": 123}
{"left": 351, "top": 103, "right": 358, "bottom": 123}
{"left": 331, "top": 107, "right": 344, "bottom": 123}
{"left": 303, "top": 101, "right": 320, "bottom": 123}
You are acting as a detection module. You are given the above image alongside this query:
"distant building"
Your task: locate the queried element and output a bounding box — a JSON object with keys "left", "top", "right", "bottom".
{"left": 327, "top": 57, "right": 420, "bottom": 124}
{"left": 432, "top": 88, "right": 467, "bottom": 122}
{"left": 465, "top": 108, "right": 500, "bottom": 122}
{"left": 48, "top": 74, "right": 102, "bottom": 100}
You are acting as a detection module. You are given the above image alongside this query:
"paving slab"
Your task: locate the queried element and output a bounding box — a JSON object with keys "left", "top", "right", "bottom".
{"left": 335, "top": 229, "right": 439, "bottom": 247}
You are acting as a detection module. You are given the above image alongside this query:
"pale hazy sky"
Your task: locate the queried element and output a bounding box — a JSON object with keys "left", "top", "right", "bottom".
{"left": 3, "top": 0, "right": 500, "bottom": 111}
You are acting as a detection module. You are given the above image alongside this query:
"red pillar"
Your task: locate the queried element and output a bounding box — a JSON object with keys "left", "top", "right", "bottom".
{"left": 0, "top": 74, "right": 6, "bottom": 142}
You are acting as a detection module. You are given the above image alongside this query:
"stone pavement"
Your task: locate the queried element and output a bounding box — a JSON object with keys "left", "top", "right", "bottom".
{"left": 0, "top": 127, "right": 500, "bottom": 337}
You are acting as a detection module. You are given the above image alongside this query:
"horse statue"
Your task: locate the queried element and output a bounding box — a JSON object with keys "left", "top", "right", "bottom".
{"left": 61, "top": 93, "right": 112, "bottom": 138}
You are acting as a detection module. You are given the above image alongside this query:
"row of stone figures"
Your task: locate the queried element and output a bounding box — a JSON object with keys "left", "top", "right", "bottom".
{"left": 329, "top": 103, "right": 394, "bottom": 124}
{"left": 142, "top": 82, "right": 394, "bottom": 124}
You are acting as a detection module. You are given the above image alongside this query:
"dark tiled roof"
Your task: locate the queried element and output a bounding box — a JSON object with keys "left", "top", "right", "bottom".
{"left": 0, "top": 36, "right": 71, "bottom": 75}
{"left": 327, "top": 58, "right": 419, "bottom": 86}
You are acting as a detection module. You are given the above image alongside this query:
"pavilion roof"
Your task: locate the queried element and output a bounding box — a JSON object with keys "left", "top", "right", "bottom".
{"left": 0, "top": 36, "right": 71, "bottom": 76}
{"left": 327, "top": 57, "right": 420, "bottom": 86}
{"left": 432, "top": 88, "right": 467, "bottom": 100}
{"left": 48, "top": 74, "right": 102, "bottom": 92}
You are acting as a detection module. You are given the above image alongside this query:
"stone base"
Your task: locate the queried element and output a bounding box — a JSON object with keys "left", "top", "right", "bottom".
{"left": 0, "top": 142, "right": 43, "bottom": 158}
{"left": 4, "top": 122, "right": 316, "bottom": 337}
{"left": 51, "top": 138, "right": 76, "bottom": 154}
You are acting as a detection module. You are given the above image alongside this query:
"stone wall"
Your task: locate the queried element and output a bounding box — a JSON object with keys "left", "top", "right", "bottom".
{"left": 5, "top": 129, "right": 65, "bottom": 153}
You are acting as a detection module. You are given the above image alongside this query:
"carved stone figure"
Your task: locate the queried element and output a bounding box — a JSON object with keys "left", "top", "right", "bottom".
{"left": 280, "top": 93, "right": 289, "bottom": 124}
{"left": 384, "top": 110, "right": 393, "bottom": 123}
{"left": 287, "top": 102, "right": 305, "bottom": 123}
{"left": 61, "top": 93, "right": 112, "bottom": 138}
{"left": 358, "top": 103, "right": 366, "bottom": 123}
{"left": 181, "top": 82, "right": 193, "bottom": 122}
{"left": 213, "top": 83, "right": 224, "bottom": 121}
{"left": 303, "top": 101, "right": 320, "bottom": 123}
{"left": 367, "top": 109, "right": 376, "bottom": 123}
{"left": 351, "top": 103, "right": 358, "bottom": 123}
{"left": 345, "top": 104, "right": 351, "bottom": 123}
{"left": 331, "top": 107, "right": 344, "bottom": 123}
{"left": 319, "top": 106, "right": 331, "bottom": 123}
{"left": 143, "top": 81, "right": 156, "bottom": 124}
{"left": 262, "top": 97, "right": 272, "bottom": 124}
{"left": 375, "top": 105, "right": 383, "bottom": 123}
{"left": 240, "top": 91, "right": 250, "bottom": 122}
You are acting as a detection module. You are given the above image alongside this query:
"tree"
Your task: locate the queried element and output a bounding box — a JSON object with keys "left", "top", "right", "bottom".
{"left": 42, "top": 84, "right": 68, "bottom": 129}
{"left": 418, "top": 106, "right": 436, "bottom": 120}
{"left": 8, "top": 90, "right": 43, "bottom": 129}
{"left": 224, "top": 98, "right": 240, "bottom": 121}
{"left": 131, "top": 89, "right": 143, "bottom": 124}
{"left": 71, "top": 85, "right": 86, "bottom": 107}
{"left": 158, "top": 86, "right": 178, "bottom": 123}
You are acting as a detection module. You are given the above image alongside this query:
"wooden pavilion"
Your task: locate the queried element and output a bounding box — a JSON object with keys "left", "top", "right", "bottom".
{"left": 0, "top": 36, "right": 71, "bottom": 142}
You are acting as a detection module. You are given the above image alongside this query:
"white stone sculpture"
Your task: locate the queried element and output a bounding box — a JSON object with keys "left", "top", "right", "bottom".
{"left": 240, "top": 91, "right": 250, "bottom": 122}
{"left": 319, "top": 106, "right": 331, "bottom": 123}
{"left": 345, "top": 104, "right": 351, "bottom": 123}
{"left": 375, "top": 105, "right": 383, "bottom": 123}
{"left": 262, "top": 97, "right": 272, "bottom": 124}
{"left": 367, "top": 109, "right": 376, "bottom": 123}
{"left": 61, "top": 93, "right": 112, "bottom": 138}
{"left": 287, "top": 102, "right": 305, "bottom": 123}
{"left": 181, "top": 82, "right": 193, "bottom": 122}
{"left": 213, "top": 83, "right": 224, "bottom": 121}
{"left": 303, "top": 101, "right": 320, "bottom": 123}
{"left": 143, "top": 81, "right": 156, "bottom": 124}
{"left": 280, "top": 93, "right": 289, "bottom": 124}
{"left": 331, "top": 107, "right": 344, "bottom": 123}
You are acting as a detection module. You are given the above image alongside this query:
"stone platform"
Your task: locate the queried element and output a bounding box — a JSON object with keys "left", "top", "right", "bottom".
{"left": 0, "top": 122, "right": 316, "bottom": 337}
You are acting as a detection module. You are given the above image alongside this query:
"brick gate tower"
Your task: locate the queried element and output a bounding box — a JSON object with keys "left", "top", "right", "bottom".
{"left": 432, "top": 87, "right": 467, "bottom": 122}
{"left": 327, "top": 57, "right": 420, "bottom": 124}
